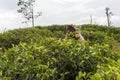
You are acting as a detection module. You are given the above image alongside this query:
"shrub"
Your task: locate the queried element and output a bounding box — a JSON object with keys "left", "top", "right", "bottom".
{"left": 0, "top": 38, "right": 119, "bottom": 80}
{"left": 0, "top": 27, "right": 65, "bottom": 49}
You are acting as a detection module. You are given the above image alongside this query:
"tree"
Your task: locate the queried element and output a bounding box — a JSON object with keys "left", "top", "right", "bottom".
{"left": 90, "top": 15, "right": 93, "bottom": 24}
{"left": 105, "top": 7, "right": 113, "bottom": 27}
{"left": 17, "top": 0, "right": 42, "bottom": 27}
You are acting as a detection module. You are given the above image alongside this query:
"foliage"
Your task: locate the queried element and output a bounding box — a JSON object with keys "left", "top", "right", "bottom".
{"left": 0, "top": 24, "right": 120, "bottom": 49}
{"left": 0, "top": 27, "right": 65, "bottom": 48}
{"left": 0, "top": 24, "right": 120, "bottom": 79}
{"left": 76, "top": 59, "right": 120, "bottom": 80}
{"left": 112, "top": 42, "right": 120, "bottom": 53}
{"left": 0, "top": 38, "right": 120, "bottom": 80}
{"left": 81, "top": 24, "right": 120, "bottom": 42}
{"left": 47, "top": 25, "right": 67, "bottom": 33}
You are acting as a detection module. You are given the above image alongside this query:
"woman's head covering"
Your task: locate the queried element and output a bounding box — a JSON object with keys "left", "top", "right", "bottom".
{"left": 67, "top": 24, "right": 76, "bottom": 32}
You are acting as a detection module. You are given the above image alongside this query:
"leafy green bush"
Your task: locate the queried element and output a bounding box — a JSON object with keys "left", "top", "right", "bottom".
{"left": 0, "top": 24, "right": 119, "bottom": 49}
{"left": 0, "top": 38, "right": 119, "bottom": 80}
{"left": 81, "top": 31, "right": 114, "bottom": 46}
{"left": 76, "top": 59, "right": 120, "bottom": 80}
{"left": 47, "top": 25, "right": 67, "bottom": 33}
{"left": 0, "top": 27, "right": 65, "bottom": 49}
{"left": 81, "top": 24, "right": 109, "bottom": 32}
{"left": 81, "top": 24, "right": 120, "bottom": 42}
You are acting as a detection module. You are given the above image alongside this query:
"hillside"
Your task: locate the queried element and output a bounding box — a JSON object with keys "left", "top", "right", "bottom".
{"left": 0, "top": 24, "right": 120, "bottom": 80}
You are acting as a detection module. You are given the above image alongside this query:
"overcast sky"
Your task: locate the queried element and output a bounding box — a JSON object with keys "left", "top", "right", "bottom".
{"left": 0, "top": 0, "right": 120, "bottom": 32}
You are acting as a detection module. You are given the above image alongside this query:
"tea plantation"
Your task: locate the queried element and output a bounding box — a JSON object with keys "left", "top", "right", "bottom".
{"left": 0, "top": 24, "right": 120, "bottom": 80}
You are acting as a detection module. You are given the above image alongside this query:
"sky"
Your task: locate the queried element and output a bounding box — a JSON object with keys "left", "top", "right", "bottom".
{"left": 0, "top": 0, "right": 120, "bottom": 32}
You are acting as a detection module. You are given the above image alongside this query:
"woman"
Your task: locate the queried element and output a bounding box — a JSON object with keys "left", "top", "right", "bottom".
{"left": 65, "top": 25, "right": 85, "bottom": 40}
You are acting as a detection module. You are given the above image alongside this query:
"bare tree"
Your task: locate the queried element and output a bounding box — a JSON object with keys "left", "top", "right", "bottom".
{"left": 17, "top": 0, "right": 42, "bottom": 27}
{"left": 90, "top": 15, "right": 93, "bottom": 24}
{"left": 105, "top": 7, "right": 113, "bottom": 27}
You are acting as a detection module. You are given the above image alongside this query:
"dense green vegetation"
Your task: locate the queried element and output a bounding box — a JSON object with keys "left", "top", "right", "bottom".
{"left": 0, "top": 24, "right": 120, "bottom": 80}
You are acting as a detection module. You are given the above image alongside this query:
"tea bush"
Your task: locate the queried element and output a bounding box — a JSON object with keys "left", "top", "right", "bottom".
{"left": 0, "top": 38, "right": 120, "bottom": 80}
{"left": 81, "top": 24, "right": 120, "bottom": 42}
{"left": 0, "top": 24, "right": 120, "bottom": 49}
{"left": 0, "top": 27, "right": 65, "bottom": 49}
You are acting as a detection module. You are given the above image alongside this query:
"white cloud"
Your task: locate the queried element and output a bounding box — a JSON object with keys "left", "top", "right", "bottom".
{"left": 111, "top": 15, "right": 120, "bottom": 27}
{"left": 0, "top": 0, "right": 120, "bottom": 32}
{"left": 0, "top": 9, "right": 25, "bottom": 32}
